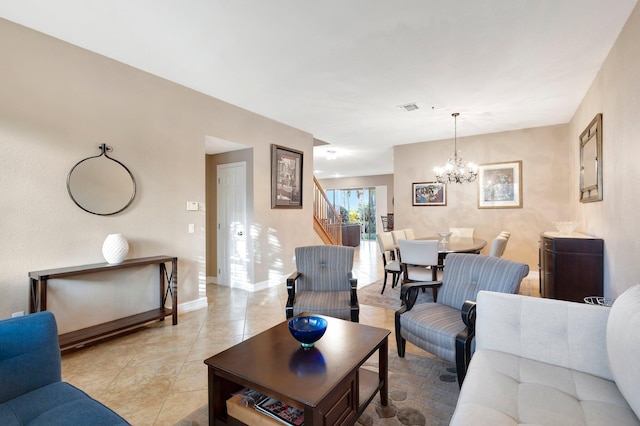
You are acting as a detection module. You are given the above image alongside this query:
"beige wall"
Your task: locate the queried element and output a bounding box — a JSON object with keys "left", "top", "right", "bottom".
{"left": 570, "top": 2, "right": 640, "bottom": 297}
{"left": 393, "top": 124, "right": 572, "bottom": 270}
{"left": 0, "top": 19, "right": 316, "bottom": 325}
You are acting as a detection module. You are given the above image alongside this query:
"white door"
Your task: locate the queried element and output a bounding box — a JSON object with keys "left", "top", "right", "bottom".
{"left": 217, "top": 162, "right": 248, "bottom": 287}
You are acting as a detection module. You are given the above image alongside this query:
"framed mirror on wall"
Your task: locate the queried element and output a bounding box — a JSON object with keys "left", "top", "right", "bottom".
{"left": 580, "top": 113, "right": 603, "bottom": 203}
{"left": 67, "top": 144, "right": 137, "bottom": 215}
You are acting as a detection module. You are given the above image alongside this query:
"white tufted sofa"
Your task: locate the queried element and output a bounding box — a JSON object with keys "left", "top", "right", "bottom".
{"left": 450, "top": 286, "right": 640, "bottom": 425}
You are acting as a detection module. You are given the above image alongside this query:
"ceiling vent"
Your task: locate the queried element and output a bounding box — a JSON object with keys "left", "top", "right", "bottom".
{"left": 398, "top": 103, "right": 419, "bottom": 111}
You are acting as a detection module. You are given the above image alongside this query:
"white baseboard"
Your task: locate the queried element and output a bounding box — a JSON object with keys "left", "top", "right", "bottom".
{"left": 526, "top": 270, "right": 540, "bottom": 280}
{"left": 206, "top": 273, "right": 291, "bottom": 292}
{"left": 178, "top": 296, "right": 208, "bottom": 313}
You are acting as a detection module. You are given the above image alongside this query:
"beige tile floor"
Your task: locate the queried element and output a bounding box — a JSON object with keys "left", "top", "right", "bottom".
{"left": 60, "top": 241, "right": 539, "bottom": 425}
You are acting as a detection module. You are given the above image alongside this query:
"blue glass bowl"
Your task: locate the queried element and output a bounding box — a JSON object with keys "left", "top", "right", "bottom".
{"left": 288, "top": 316, "right": 328, "bottom": 348}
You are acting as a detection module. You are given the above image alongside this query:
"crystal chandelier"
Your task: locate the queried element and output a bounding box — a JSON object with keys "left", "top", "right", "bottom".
{"left": 434, "top": 113, "right": 478, "bottom": 184}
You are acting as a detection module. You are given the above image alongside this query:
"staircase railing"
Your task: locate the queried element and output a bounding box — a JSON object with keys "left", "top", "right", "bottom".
{"left": 313, "top": 176, "right": 342, "bottom": 245}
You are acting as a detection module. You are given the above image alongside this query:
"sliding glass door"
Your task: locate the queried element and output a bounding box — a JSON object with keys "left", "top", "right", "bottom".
{"left": 325, "top": 187, "right": 377, "bottom": 241}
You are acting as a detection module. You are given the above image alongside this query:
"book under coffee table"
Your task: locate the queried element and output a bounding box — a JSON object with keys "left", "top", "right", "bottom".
{"left": 204, "top": 313, "right": 390, "bottom": 426}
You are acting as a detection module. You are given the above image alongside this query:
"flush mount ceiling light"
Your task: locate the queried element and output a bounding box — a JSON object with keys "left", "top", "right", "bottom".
{"left": 326, "top": 150, "right": 337, "bottom": 160}
{"left": 434, "top": 113, "right": 478, "bottom": 184}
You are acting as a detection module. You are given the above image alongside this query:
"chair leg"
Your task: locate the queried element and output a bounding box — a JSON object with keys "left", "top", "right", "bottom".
{"left": 455, "top": 330, "right": 472, "bottom": 388}
{"left": 381, "top": 273, "right": 388, "bottom": 294}
{"left": 395, "top": 308, "right": 407, "bottom": 357}
{"left": 392, "top": 272, "right": 400, "bottom": 288}
{"left": 397, "top": 336, "right": 406, "bottom": 357}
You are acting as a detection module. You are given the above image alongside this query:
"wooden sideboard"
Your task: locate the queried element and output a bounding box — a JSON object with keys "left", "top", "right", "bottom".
{"left": 538, "top": 232, "right": 603, "bottom": 302}
{"left": 29, "top": 255, "right": 177, "bottom": 350}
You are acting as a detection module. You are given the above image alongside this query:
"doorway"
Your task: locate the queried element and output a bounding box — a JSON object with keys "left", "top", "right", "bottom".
{"left": 216, "top": 162, "right": 248, "bottom": 287}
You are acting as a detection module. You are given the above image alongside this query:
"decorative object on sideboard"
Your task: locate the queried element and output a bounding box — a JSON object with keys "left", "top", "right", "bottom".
{"left": 102, "top": 233, "right": 129, "bottom": 264}
{"left": 67, "top": 144, "right": 136, "bottom": 216}
{"left": 580, "top": 113, "right": 603, "bottom": 203}
{"left": 434, "top": 113, "right": 478, "bottom": 184}
{"left": 553, "top": 220, "right": 579, "bottom": 234}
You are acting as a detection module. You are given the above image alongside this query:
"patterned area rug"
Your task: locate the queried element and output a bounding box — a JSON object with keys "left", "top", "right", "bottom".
{"left": 357, "top": 279, "right": 435, "bottom": 311}
{"left": 174, "top": 351, "right": 459, "bottom": 426}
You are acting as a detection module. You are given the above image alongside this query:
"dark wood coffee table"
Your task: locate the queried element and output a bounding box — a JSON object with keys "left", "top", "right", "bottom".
{"left": 204, "top": 313, "right": 390, "bottom": 425}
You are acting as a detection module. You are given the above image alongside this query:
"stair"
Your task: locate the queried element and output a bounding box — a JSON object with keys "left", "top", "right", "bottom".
{"left": 313, "top": 176, "right": 342, "bottom": 245}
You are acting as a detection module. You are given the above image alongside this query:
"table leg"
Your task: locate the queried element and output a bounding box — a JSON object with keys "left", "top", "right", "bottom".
{"left": 209, "top": 369, "right": 225, "bottom": 426}
{"left": 159, "top": 264, "right": 166, "bottom": 317}
{"left": 160, "top": 259, "right": 179, "bottom": 325}
{"left": 379, "top": 337, "right": 389, "bottom": 406}
{"left": 29, "top": 278, "right": 39, "bottom": 313}
{"left": 171, "top": 257, "right": 178, "bottom": 325}
{"left": 209, "top": 369, "right": 243, "bottom": 425}
{"left": 40, "top": 279, "right": 47, "bottom": 311}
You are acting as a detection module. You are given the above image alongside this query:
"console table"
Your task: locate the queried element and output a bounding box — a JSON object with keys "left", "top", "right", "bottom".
{"left": 29, "top": 255, "right": 177, "bottom": 350}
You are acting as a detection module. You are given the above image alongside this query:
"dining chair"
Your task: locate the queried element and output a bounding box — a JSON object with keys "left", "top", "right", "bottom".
{"left": 449, "top": 227, "right": 475, "bottom": 238}
{"left": 391, "top": 229, "right": 407, "bottom": 247}
{"left": 404, "top": 228, "right": 416, "bottom": 240}
{"left": 286, "top": 245, "right": 359, "bottom": 322}
{"left": 397, "top": 239, "right": 441, "bottom": 302}
{"left": 376, "top": 232, "right": 401, "bottom": 294}
{"left": 489, "top": 235, "right": 509, "bottom": 257}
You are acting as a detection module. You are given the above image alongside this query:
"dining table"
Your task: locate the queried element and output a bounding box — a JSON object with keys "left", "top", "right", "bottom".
{"left": 418, "top": 236, "right": 487, "bottom": 267}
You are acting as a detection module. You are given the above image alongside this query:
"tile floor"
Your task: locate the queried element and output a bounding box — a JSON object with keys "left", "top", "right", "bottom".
{"left": 60, "top": 241, "right": 539, "bottom": 425}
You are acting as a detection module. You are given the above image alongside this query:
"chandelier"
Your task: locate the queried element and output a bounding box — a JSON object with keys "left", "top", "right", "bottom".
{"left": 434, "top": 112, "right": 478, "bottom": 184}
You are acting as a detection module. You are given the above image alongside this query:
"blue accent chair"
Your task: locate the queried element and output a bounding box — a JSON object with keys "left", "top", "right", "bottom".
{"left": 0, "top": 311, "right": 130, "bottom": 425}
{"left": 395, "top": 253, "right": 529, "bottom": 387}
{"left": 286, "top": 245, "right": 359, "bottom": 322}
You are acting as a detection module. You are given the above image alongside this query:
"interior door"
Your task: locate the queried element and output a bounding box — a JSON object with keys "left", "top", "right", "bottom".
{"left": 217, "top": 162, "right": 247, "bottom": 286}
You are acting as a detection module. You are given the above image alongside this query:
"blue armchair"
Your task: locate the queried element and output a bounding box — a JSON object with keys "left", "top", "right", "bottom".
{"left": 0, "top": 311, "right": 129, "bottom": 425}
{"left": 286, "top": 245, "right": 359, "bottom": 322}
{"left": 395, "top": 253, "right": 529, "bottom": 387}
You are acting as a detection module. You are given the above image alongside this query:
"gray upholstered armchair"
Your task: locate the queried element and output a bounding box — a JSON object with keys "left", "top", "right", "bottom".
{"left": 286, "top": 245, "right": 359, "bottom": 322}
{"left": 395, "top": 253, "right": 529, "bottom": 387}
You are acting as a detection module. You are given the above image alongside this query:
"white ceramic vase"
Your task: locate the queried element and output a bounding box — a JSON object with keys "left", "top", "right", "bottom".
{"left": 102, "top": 233, "right": 129, "bottom": 264}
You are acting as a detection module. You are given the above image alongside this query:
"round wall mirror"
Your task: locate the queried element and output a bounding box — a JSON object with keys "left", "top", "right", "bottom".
{"left": 67, "top": 144, "right": 136, "bottom": 216}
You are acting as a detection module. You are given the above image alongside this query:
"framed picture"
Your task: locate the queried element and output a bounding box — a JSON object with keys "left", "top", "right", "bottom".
{"left": 477, "top": 160, "right": 522, "bottom": 209}
{"left": 412, "top": 182, "right": 446, "bottom": 206}
{"left": 271, "top": 144, "right": 303, "bottom": 208}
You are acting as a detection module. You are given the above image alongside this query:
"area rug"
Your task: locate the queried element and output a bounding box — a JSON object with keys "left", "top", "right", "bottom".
{"left": 174, "top": 351, "right": 459, "bottom": 426}
{"left": 357, "top": 279, "right": 435, "bottom": 311}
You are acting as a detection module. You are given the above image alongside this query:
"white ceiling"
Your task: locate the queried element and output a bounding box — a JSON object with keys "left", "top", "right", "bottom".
{"left": 1, "top": 0, "right": 637, "bottom": 179}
